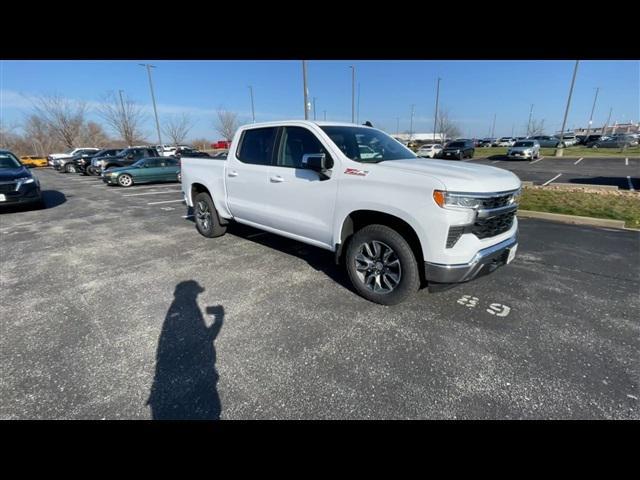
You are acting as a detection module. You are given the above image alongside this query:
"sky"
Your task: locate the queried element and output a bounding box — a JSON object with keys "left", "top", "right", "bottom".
{"left": 1, "top": 60, "right": 638, "bottom": 141}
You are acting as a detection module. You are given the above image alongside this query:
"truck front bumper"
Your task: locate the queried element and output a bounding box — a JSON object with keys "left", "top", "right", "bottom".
{"left": 424, "top": 234, "right": 517, "bottom": 284}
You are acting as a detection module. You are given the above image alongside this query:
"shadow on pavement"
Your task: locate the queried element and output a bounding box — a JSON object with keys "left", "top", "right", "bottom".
{"left": 0, "top": 190, "right": 66, "bottom": 214}
{"left": 147, "top": 280, "right": 224, "bottom": 420}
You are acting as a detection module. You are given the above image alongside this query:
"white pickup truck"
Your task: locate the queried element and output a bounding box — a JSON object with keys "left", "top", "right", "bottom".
{"left": 181, "top": 121, "right": 521, "bottom": 305}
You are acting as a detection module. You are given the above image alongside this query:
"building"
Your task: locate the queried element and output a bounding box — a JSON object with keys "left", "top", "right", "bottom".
{"left": 573, "top": 122, "right": 639, "bottom": 135}
{"left": 392, "top": 133, "right": 446, "bottom": 143}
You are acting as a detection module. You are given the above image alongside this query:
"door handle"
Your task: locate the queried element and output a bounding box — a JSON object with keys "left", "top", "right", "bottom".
{"left": 270, "top": 175, "right": 284, "bottom": 183}
{"left": 228, "top": 171, "right": 239, "bottom": 177}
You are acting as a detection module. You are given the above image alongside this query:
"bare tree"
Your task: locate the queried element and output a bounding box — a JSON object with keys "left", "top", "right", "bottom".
{"left": 437, "top": 109, "right": 462, "bottom": 142}
{"left": 527, "top": 118, "right": 545, "bottom": 137}
{"left": 190, "top": 137, "right": 212, "bottom": 151}
{"left": 78, "top": 121, "right": 110, "bottom": 147}
{"left": 162, "top": 114, "right": 194, "bottom": 146}
{"left": 22, "top": 115, "right": 62, "bottom": 156}
{"left": 214, "top": 108, "right": 240, "bottom": 142}
{"left": 32, "top": 94, "right": 87, "bottom": 148}
{"left": 97, "top": 91, "right": 146, "bottom": 146}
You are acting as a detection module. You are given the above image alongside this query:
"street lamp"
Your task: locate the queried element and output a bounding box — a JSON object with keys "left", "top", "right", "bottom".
{"left": 248, "top": 85, "right": 255, "bottom": 123}
{"left": 139, "top": 63, "right": 162, "bottom": 146}
{"left": 556, "top": 60, "right": 580, "bottom": 157}
{"left": 350, "top": 65, "right": 355, "bottom": 124}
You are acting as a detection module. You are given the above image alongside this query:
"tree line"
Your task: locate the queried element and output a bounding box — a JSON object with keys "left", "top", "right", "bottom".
{"left": 0, "top": 93, "right": 242, "bottom": 156}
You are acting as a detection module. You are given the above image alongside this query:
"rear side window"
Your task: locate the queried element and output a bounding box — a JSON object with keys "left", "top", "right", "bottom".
{"left": 237, "top": 127, "right": 277, "bottom": 165}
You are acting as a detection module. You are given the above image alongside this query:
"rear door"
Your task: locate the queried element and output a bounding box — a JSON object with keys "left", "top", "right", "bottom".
{"left": 225, "top": 126, "right": 278, "bottom": 225}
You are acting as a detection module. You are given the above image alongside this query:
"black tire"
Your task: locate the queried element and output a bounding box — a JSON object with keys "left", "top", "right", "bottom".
{"left": 117, "top": 174, "right": 133, "bottom": 187}
{"left": 458, "top": 152, "right": 464, "bottom": 160}
{"left": 194, "top": 192, "right": 227, "bottom": 238}
{"left": 65, "top": 163, "right": 77, "bottom": 173}
{"left": 345, "top": 224, "right": 420, "bottom": 305}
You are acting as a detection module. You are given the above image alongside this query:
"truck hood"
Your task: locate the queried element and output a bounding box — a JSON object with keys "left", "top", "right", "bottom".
{"left": 377, "top": 158, "right": 521, "bottom": 192}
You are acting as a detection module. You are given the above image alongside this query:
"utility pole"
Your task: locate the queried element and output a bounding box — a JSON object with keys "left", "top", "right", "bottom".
{"left": 118, "top": 89, "right": 129, "bottom": 145}
{"left": 350, "top": 65, "right": 355, "bottom": 123}
{"left": 583, "top": 87, "right": 599, "bottom": 140}
{"left": 527, "top": 104, "right": 534, "bottom": 137}
{"left": 248, "top": 85, "right": 255, "bottom": 123}
{"left": 556, "top": 60, "right": 579, "bottom": 156}
{"left": 433, "top": 77, "right": 441, "bottom": 142}
{"left": 603, "top": 107, "right": 613, "bottom": 135}
{"left": 139, "top": 63, "right": 162, "bottom": 146}
{"left": 491, "top": 113, "right": 496, "bottom": 138}
{"left": 323, "top": 110, "right": 327, "bottom": 121}
{"left": 409, "top": 104, "right": 415, "bottom": 142}
{"left": 313, "top": 97, "right": 317, "bottom": 121}
{"left": 357, "top": 83, "right": 361, "bottom": 124}
{"left": 302, "top": 60, "right": 310, "bottom": 120}
{"left": 511, "top": 123, "right": 515, "bottom": 137}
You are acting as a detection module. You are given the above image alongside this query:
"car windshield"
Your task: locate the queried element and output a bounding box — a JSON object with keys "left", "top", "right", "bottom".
{"left": 446, "top": 142, "right": 465, "bottom": 148}
{"left": 0, "top": 152, "right": 22, "bottom": 168}
{"left": 132, "top": 159, "right": 146, "bottom": 168}
{"left": 320, "top": 126, "right": 416, "bottom": 163}
{"left": 514, "top": 141, "right": 534, "bottom": 147}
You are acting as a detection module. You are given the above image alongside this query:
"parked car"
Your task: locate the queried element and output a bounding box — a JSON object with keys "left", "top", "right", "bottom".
{"left": 181, "top": 121, "right": 520, "bottom": 305}
{"left": 55, "top": 149, "right": 105, "bottom": 173}
{"left": 74, "top": 149, "right": 122, "bottom": 175}
{"left": 102, "top": 157, "right": 181, "bottom": 187}
{"left": 157, "top": 144, "right": 193, "bottom": 157}
{"left": 48, "top": 147, "right": 99, "bottom": 166}
{"left": 496, "top": 137, "right": 516, "bottom": 147}
{"left": 477, "top": 138, "right": 494, "bottom": 148}
{"left": 174, "top": 149, "right": 212, "bottom": 158}
{"left": 19, "top": 155, "right": 48, "bottom": 168}
{"left": 91, "top": 146, "right": 159, "bottom": 174}
{"left": 587, "top": 136, "right": 637, "bottom": 148}
{"left": 507, "top": 140, "right": 541, "bottom": 160}
{"left": 416, "top": 143, "right": 443, "bottom": 158}
{"left": 530, "top": 135, "right": 566, "bottom": 148}
{"left": 556, "top": 134, "right": 578, "bottom": 146}
{"left": 211, "top": 140, "right": 231, "bottom": 149}
{"left": 441, "top": 140, "right": 475, "bottom": 160}
{"left": 0, "top": 150, "right": 43, "bottom": 208}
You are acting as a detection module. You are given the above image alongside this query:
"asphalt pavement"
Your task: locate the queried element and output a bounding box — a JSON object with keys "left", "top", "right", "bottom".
{"left": 1, "top": 168, "right": 638, "bottom": 419}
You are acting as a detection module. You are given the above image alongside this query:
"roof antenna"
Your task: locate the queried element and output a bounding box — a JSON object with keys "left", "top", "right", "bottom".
{"left": 363, "top": 121, "right": 373, "bottom": 127}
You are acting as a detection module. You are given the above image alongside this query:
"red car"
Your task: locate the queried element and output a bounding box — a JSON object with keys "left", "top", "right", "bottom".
{"left": 211, "top": 140, "right": 231, "bottom": 149}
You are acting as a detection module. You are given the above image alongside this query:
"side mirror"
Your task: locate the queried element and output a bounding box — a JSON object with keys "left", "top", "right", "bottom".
{"left": 301, "top": 153, "right": 333, "bottom": 179}
{"left": 127, "top": 154, "right": 134, "bottom": 159}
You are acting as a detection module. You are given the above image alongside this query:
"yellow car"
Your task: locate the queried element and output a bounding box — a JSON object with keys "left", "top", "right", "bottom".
{"left": 20, "top": 156, "right": 48, "bottom": 168}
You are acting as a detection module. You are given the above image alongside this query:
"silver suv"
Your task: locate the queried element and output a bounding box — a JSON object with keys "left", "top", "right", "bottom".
{"left": 507, "top": 140, "right": 540, "bottom": 160}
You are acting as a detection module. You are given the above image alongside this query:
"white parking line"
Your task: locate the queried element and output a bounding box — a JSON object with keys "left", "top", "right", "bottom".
{"left": 574, "top": 157, "right": 583, "bottom": 165}
{"left": 530, "top": 157, "right": 545, "bottom": 164}
{"left": 625, "top": 158, "right": 629, "bottom": 166}
{"left": 182, "top": 215, "right": 194, "bottom": 219}
{"left": 123, "top": 190, "right": 182, "bottom": 197}
{"left": 542, "top": 173, "right": 562, "bottom": 186}
{"left": 491, "top": 160, "right": 501, "bottom": 164}
{"left": 119, "top": 183, "right": 181, "bottom": 190}
{"left": 628, "top": 176, "right": 635, "bottom": 191}
{"left": 147, "top": 199, "right": 184, "bottom": 205}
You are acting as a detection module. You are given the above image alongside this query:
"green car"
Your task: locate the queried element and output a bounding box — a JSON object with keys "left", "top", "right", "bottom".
{"left": 102, "top": 157, "right": 181, "bottom": 187}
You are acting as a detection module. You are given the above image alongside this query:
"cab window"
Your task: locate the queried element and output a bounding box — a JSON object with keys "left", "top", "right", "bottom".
{"left": 277, "top": 127, "right": 330, "bottom": 169}
{"left": 237, "top": 127, "right": 277, "bottom": 165}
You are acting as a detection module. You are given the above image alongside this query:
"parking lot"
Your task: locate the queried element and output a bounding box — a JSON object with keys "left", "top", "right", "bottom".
{"left": 469, "top": 155, "right": 640, "bottom": 190}
{"left": 1, "top": 168, "right": 639, "bottom": 419}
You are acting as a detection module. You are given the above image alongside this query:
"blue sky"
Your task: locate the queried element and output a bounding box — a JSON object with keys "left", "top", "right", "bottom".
{"left": 1, "top": 60, "right": 638, "bottom": 140}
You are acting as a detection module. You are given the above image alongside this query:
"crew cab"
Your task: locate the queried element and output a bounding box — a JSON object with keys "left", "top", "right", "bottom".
{"left": 91, "top": 146, "right": 159, "bottom": 174}
{"left": 181, "top": 121, "right": 520, "bottom": 305}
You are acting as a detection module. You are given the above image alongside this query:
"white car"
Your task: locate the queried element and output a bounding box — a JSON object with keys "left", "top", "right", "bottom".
{"left": 47, "top": 147, "right": 100, "bottom": 165}
{"left": 181, "top": 121, "right": 520, "bottom": 305}
{"left": 416, "top": 144, "right": 443, "bottom": 158}
{"left": 496, "top": 137, "right": 516, "bottom": 147}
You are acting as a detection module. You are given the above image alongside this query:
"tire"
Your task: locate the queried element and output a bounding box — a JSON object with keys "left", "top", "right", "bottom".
{"left": 345, "top": 224, "right": 420, "bottom": 305}
{"left": 117, "top": 174, "right": 133, "bottom": 187}
{"left": 65, "top": 163, "right": 76, "bottom": 173}
{"left": 177, "top": 172, "right": 182, "bottom": 182}
{"left": 458, "top": 152, "right": 464, "bottom": 160}
{"left": 194, "top": 192, "right": 227, "bottom": 238}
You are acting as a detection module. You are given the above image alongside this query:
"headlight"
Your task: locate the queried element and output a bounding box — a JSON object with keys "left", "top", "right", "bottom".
{"left": 524, "top": 149, "right": 532, "bottom": 154}
{"left": 433, "top": 190, "right": 483, "bottom": 210}
{"left": 16, "top": 177, "right": 35, "bottom": 188}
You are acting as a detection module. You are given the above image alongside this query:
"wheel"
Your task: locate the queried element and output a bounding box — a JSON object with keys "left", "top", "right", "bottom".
{"left": 194, "top": 192, "right": 227, "bottom": 238}
{"left": 458, "top": 152, "right": 464, "bottom": 160}
{"left": 65, "top": 163, "right": 76, "bottom": 173}
{"left": 117, "top": 174, "right": 133, "bottom": 187}
{"left": 177, "top": 172, "right": 182, "bottom": 182}
{"left": 345, "top": 224, "right": 420, "bottom": 305}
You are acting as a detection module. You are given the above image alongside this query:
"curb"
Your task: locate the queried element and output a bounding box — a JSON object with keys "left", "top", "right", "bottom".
{"left": 538, "top": 182, "right": 619, "bottom": 191}
{"left": 517, "top": 210, "right": 626, "bottom": 229}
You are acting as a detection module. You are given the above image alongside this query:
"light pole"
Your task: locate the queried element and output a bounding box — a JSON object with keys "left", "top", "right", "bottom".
{"left": 323, "top": 110, "right": 327, "bottom": 121}
{"left": 583, "top": 87, "right": 599, "bottom": 140}
{"left": 357, "top": 82, "right": 361, "bottom": 124}
{"left": 491, "top": 113, "right": 496, "bottom": 139}
{"left": 433, "top": 77, "right": 441, "bottom": 143}
{"left": 139, "top": 63, "right": 162, "bottom": 146}
{"left": 248, "top": 85, "right": 255, "bottom": 123}
{"left": 313, "top": 97, "right": 317, "bottom": 121}
{"left": 409, "top": 104, "right": 415, "bottom": 142}
{"left": 556, "top": 60, "right": 579, "bottom": 156}
{"left": 527, "top": 104, "right": 534, "bottom": 137}
{"left": 603, "top": 107, "right": 613, "bottom": 135}
{"left": 350, "top": 65, "right": 356, "bottom": 124}
{"left": 302, "top": 60, "right": 310, "bottom": 120}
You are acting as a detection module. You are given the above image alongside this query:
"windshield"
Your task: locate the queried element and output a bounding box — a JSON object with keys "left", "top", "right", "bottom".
{"left": 514, "top": 141, "right": 534, "bottom": 147}
{"left": 446, "top": 142, "right": 465, "bottom": 148}
{"left": 0, "top": 152, "right": 22, "bottom": 168}
{"left": 320, "top": 126, "right": 416, "bottom": 163}
{"left": 132, "top": 159, "right": 145, "bottom": 168}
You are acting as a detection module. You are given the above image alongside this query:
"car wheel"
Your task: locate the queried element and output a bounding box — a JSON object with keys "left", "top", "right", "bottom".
{"left": 117, "top": 174, "right": 133, "bottom": 187}
{"left": 65, "top": 163, "right": 77, "bottom": 173}
{"left": 345, "top": 224, "right": 420, "bottom": 306}
{"left": 458, "top": 152, "right": 464, "bottom": 160}
{"left": 194, "top": 192, "right": 227, "bottom": 238}
{"left": 177, "top": 172, "right": 182, "bottom": 182}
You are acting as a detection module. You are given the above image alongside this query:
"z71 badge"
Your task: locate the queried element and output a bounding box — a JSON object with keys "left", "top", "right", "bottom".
{"left": 344, "top": 168, "right": 369, "bottom": 176}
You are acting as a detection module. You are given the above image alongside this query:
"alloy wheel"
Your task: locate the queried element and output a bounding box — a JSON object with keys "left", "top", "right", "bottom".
{"left": 354, "top": 240, "right": 402, "bottom": 294}
{"left": 196, "top": 201, "right": 211, "bottom": 232}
